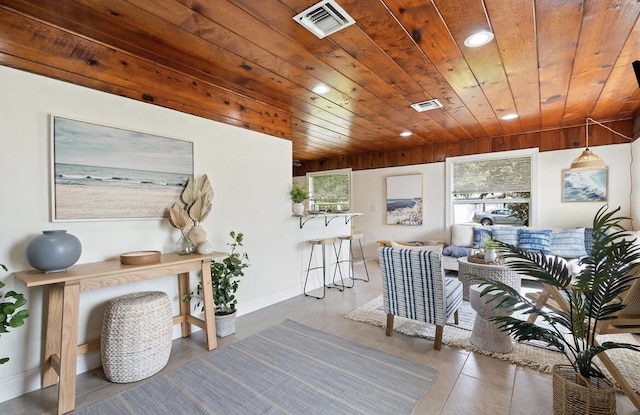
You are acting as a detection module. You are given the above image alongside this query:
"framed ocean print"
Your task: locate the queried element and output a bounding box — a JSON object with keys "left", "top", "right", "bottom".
{"left": 562, "top": 168, "right": 608, "bottom": 203}
{"left": 386, "top": 174, "right": 423, "bottom": 225}
{"left": 51, "top": 115, "right": 194, "bottom": 221}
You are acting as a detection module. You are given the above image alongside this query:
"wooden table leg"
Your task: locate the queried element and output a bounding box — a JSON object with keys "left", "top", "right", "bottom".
{"left": 595, "top": 340, "right": 640, "bottom": 410}
{"left": 178, "top": 272, "right": 192, "bottom": 338}
{"left": 43, "top": 284, "right": 63, "bottom": 388}
{"left": 199, "top": 260, "right": 217, "bottom": 351}
{"left": 58, "top": 282, "right": 80, "bottom": 414}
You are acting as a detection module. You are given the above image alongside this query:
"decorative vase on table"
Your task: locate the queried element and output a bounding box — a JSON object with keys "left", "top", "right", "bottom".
{"left": 293, "top": 202, "right": 304, "bottom": 216}
{"left": 197, "top": 241, "right": 214, "bottom": 255}
{"left": 175, "top": 232, "right": 195, "bottom": 255}
{"left": 25, "top": 230, "right": 82, "bottom": 273}
{"left": 484, "top": 248, "right": 497, "bottom": 262}
{"left": 188, "top": 225, "right": 207, "bottom": 246}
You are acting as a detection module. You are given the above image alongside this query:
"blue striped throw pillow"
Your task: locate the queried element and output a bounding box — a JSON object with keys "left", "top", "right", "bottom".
{"left": 550, "top": 228, "right": 587, "bottom": 258}
{"left": 491, "top": 227, "right": 520, "bottom": 246}
{"left": 519, "top": 229, "right": 552, "bottom": 253}
{"left": 473, "top": 227, "right": 493, "bottom": 248}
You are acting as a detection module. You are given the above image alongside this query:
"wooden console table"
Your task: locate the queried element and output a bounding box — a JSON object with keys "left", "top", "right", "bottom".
{"left": 15, "top": 252, "right": 225, "bottom": 414}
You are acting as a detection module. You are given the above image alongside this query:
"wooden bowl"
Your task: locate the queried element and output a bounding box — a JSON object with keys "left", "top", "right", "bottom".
{"left": 119, "top": 250, "right": 161, "bottom": 265}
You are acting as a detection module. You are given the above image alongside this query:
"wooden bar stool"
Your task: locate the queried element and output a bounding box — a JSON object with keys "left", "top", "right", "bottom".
{"left": 334, "top": 233, "right": 370, "bottom": 284}
{"left": 303, "top": 237, "right": 344, "bottom": 299}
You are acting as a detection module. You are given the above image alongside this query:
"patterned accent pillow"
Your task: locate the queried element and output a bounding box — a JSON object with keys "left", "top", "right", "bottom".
{"left": 442, "top": 245, "right": 473, "bottom": 258}
{"left": 550, "top": 228, "right": 587, "bottom": 258}
{"left": 584, "top": 227, "right": 594, "bottom": 254}
{"left": 473, "top": 227, "right": 493, "bottom": 249}
{"left": 491, "top": 227, "right": 520, "bottom": 246}
{"left": 518, "top": 229, "right": 553, "bottom": 253}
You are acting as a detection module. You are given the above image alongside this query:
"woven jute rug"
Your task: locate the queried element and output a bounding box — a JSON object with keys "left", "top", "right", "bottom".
{"left": 344, "top": 295, "right": 640, "bottom": 393}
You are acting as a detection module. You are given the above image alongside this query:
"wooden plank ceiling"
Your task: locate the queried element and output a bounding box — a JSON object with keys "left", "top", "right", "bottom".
{"left": 1, "top": 0, "right": 639, "bottom": 174}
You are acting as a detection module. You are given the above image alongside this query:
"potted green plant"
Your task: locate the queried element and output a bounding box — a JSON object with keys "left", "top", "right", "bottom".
{"left": 482, "top": 236, "right": 501, "bottom": 262}
{"left": 0, "top": 264, "right": 29, "bottom": 364}
{"left": 184, "top": 231, "right": 249, "bottom": 337}
{"left": 290, "top": 184, "right": 308, "bottom": 216}
{"left": 477, "top": 205, "right": 640, "bottom": 413}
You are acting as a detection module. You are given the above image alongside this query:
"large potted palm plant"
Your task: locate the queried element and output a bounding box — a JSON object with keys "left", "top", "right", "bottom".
{"left": 476, "top": 205, "right": 640, "bottom": 414}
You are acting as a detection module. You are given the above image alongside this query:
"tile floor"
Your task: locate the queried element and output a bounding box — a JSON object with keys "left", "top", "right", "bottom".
{"left": 3, "top": 262, "right": 639, "bottom": 414}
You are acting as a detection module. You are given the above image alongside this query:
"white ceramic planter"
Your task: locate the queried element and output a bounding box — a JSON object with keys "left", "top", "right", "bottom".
{"left": 293, "top": 202, "right": 304, "bottom": 216}
{"left": 215, "top": 311, "right": 237, "bottom": 337}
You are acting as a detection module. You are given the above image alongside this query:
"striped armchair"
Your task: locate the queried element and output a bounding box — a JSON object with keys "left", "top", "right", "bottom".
{"left": 378, "top": 247, "right": 464, "bottom": 350}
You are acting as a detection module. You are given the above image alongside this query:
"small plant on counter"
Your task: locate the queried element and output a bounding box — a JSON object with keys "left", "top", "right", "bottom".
{"left": 290, "top": 184, "right": 308, "bottom": 203}
{"left": 0, "top": 264, "right": 29, "bottom": 364}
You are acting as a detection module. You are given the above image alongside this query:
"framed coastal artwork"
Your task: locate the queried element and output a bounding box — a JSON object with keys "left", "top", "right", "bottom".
{"left": 386, "top": 174, "right": 423, "bottom": 225}
{"left": 562, "top": 168, "right": 608, "bottom": 203}
{"left": 51, "top": 116, "right": 194, "bottom": 221}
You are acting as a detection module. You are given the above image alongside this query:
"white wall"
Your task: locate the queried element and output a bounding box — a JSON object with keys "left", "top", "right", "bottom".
{"left": 349, "top": 144, "right": 635, "bottom": 259}
{"left": 537, "top": 144, "right": 633, "bottom": 229}
{"left": 0, "top": 66, "right": 349, "bottom": 402}
{"left": 632, "top": 139, "right": 640, "bottom": 230}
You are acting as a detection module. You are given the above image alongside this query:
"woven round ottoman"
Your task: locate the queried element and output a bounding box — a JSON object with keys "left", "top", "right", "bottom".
{"left": 101, "top": 291, "right": 173, "bottom": 383}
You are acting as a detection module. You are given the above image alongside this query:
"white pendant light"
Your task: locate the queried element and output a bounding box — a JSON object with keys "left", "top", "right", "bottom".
{"left": 570, "top": 118, "right": 606, "bottom": 170}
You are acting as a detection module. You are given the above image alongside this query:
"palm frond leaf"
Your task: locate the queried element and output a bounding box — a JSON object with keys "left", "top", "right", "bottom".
{"left": 168, "top": 203, "right": 193, "bottom": 233}
{"left": 476, "top": 205, "right": 640, "bottom": 379}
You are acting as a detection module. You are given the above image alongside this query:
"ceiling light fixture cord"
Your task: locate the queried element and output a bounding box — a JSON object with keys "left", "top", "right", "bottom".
{"left": 584, "top": 118, "right": 635, "bottom": 231}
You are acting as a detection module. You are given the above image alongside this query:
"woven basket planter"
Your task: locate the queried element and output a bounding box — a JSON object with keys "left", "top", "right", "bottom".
{"left": 101, "top": 291, "right": 173, "bottom": 383}
{"left": 552, "top": 365, "right": 616, "bottom": 415}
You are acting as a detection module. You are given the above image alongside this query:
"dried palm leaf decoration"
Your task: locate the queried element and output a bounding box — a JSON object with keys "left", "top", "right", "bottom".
{"left": 168, "top": 202, "right": 194, "bottom": 233}
{"left": 181, "top": 174, "right": 214, "bottom": 224}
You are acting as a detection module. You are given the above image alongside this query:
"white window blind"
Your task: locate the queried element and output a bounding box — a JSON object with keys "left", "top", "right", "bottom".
{"left": 453, "top": 156, "right": 531, "bottom": 194}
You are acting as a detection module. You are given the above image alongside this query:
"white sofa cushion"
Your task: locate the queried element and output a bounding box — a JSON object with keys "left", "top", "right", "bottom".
{"left": 451, "top": 224, "right": 474, "bottom": 247}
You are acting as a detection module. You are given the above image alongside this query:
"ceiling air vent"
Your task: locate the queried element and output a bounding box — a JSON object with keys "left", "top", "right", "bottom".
{"left": 410, "top": 99, "right": 443, "bottom": 112}
{"left": 293, "top": 0, "right": 356, "bottom": 39}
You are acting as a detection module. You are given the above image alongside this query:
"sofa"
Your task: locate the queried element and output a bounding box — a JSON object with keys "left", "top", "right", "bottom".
{"left": 442, "top": 224, "right": 593, "bottom": 275}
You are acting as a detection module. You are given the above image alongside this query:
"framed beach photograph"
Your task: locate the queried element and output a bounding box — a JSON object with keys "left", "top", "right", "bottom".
{"left": 386, "top": 174, "right": 423, "bottom": 225}
{"left": 51, "top": 116, "right": 194, "bottom": 221}
{"left": 562, "top": 168, "right": 608, "bottom": 203}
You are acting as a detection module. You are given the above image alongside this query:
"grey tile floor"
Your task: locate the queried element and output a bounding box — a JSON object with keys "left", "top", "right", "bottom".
{"left": 3, "top": 262, "right": 639, "bottom": 414}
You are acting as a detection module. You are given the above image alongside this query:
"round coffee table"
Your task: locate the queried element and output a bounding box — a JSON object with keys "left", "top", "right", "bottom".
{"left": 457, "top": 257, "right": 520, "bottom": 301}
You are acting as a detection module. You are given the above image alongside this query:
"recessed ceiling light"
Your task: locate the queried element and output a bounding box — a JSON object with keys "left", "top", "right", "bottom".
{"left": 464, "top": 30, "right": 494, "bottom": 48}
{"left": 312, "top": 84, "right": 331, "bottom": 94}
{"left": 400, "top": 131, "right": 412, "bottom": 137}
{"left": 501, "top": 113, "right": 518, "bottom": 120}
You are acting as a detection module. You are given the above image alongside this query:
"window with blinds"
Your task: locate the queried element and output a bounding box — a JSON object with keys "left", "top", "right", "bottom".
{"left": 307, "top": 168, "right": 352, "bottom": 212}
{"left": 451, "top": 155, "right": 532, "bottom": 226}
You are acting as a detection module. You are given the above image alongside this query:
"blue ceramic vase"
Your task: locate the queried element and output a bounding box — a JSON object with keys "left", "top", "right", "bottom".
{"left": 25, "top": 230, "right": 82, "bottom": 273}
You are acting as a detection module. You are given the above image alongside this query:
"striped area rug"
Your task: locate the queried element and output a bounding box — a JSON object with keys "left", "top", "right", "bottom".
{"left": 344, "top": 295, "right": 640, "bottom": 393}
{"left": 77, "top": 320, "right": 437, "bottom": 415}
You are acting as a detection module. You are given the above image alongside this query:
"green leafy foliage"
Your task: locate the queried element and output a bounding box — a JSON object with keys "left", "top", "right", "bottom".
{"left": 476, "top": 205, "right": 640, "bottom": 378}
{"left": 183, "top": 232, "right": 250, "bottom": 316}
{"left": 290, "top": 184, "right": 308, "bottom": 203}
{"left": 0, "top": 263, "right": 29, "bottom": 364}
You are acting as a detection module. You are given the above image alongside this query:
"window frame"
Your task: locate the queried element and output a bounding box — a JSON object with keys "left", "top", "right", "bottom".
{"left": 306, "top": 168, "right": 353, "bottom": 212}
{"left": 445, "top": 149, "right": 539, "bottom": 227}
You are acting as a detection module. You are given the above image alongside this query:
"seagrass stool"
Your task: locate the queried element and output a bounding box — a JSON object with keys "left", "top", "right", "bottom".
{"left": 303, "top": 237, "right": 344, "bottom": 299}
{"left": 334, "top": 233, "right": 370, "bottom": 284}
{"left": 101, "top": 291, "right": 173, "bottom": 383}
{"left": 469, "top": 284, "right": 513, "bottom": 353}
